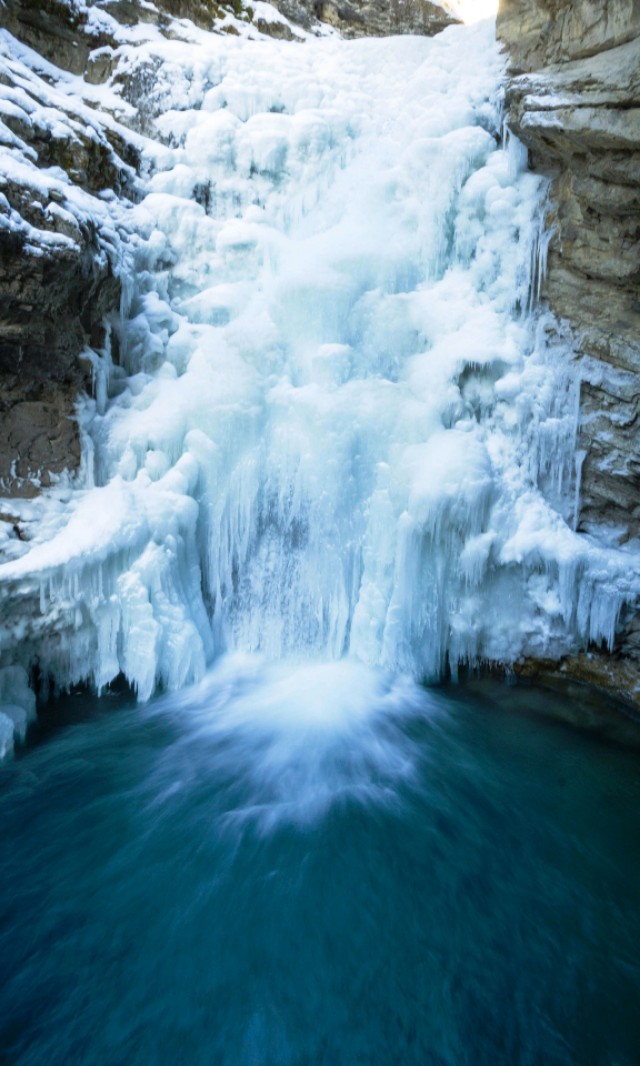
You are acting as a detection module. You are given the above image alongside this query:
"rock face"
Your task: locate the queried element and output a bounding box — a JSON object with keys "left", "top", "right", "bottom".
{"left": 498, "top": 0, "right": 640, "bottom": 69}
{"left": 498, "top": 0, "right": 640, "bottom": 539}
{"left": 308, "top": 0, "right": 458, "bottom": 38}
{"left": 0, "top": 15, "right": 139, "bottom": 496}
{"left": 1, "top": 0, "right": 116, "bottom": 74}
{"left": 0, "top": 0, "right": 236, "bottom": 65}
{"left": 0, "top": 227, "right": 119, "bottom": 495}
{"left": 498, "top": 0, "right": 640, "bottom": 690}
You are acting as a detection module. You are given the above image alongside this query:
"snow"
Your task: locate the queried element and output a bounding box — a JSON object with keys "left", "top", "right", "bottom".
{"left": 0, "top": 30, "right": 136, "bottom": 266}
{"left": 0, "top": 15, "right": 638, "bottom": 722}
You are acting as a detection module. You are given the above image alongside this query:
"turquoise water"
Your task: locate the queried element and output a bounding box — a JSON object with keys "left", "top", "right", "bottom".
{"left": 1, "top": 658, "right": 639, "bottom": 1065}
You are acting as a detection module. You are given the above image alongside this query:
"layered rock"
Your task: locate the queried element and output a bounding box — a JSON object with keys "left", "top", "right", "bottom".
{"left": 0, "top": 0, "right": 117, "bottom": 74}
{"left": 498, "top": 0, "right": 640, "bottom": 538}
{"left": 308, "top": 0, "right": 458, "bottom": 39}
{"left": 1, "top": 0, "right": 246, "bottom": 66}
{"left": 0, "top": 226, "right": 118, "bottom": 496}
{"left": 0, "top": 11, "right": 143, "bottom": 497}
{"left": 498, "top": 0, "right": 640, "bottom": 69}
{"left": 1, "top": 0, "right": 460, "bottom": 58}
{"left": 498, "top": 0, "right": 640, "bottom": 693}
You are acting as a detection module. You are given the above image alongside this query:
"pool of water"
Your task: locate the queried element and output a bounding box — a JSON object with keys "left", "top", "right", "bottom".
{"left": 1, "top": 657, "right": 639, "bottom": 1065}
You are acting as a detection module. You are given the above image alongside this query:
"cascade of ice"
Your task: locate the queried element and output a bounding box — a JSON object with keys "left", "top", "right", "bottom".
{"left": 1, "top": 19, "right": 638, "bottom": 706}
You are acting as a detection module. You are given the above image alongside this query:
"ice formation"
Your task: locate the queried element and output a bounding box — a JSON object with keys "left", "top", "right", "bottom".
{"left": 0, "top": 666, "right": 36, "bottom": 758}
{"left": 1, "top": 16, "right": 638, "bottom": 725}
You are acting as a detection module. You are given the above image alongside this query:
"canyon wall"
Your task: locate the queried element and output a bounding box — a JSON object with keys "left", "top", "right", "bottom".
{"left": 0, "top": 1, "right": 136, "bottom": 498}
{"left": 1, "top": 0, "right": 638, "bottom": 703}
{"left": 294, "top": 0, "right": 458, "bottom": 38}
{"left": 498, "top": 0, "right": 640, "bottom": 539}
{"left": 498, "top": 0, "right": 640, "bottom": 688}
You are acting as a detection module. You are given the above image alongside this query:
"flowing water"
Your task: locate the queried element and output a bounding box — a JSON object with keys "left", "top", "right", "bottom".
{"left": 1, "top": 659, "right": 639, "bottom": 1064}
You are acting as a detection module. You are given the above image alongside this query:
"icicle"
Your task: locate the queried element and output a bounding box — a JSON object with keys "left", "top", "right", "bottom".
{"left": 572, "top": 450, "right": 587, "bottom": 532}
{"left": 526, "top": 210, "right": 553, "bottom": 315}
{"left": 1, "top": 23, "right": 638, "bottom": 703}
{"left": 503, "top": 124, "right": 529, "bottom": 180}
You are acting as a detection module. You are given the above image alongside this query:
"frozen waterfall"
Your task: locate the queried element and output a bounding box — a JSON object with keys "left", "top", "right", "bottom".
{"left": 1, "top": 19, "right": 638, "bottom": 707}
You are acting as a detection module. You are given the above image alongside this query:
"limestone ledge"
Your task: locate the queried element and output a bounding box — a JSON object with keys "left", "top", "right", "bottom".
{"left": 497, "top": 0, "right": 640, "bottom": 71}
{"left": 513, "top": 654, "right": 640, "bottom": 747}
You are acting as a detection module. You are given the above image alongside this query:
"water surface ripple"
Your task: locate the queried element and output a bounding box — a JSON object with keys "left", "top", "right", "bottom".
{"left": 1, "top": 659, "right": 639, "bottom": 1065}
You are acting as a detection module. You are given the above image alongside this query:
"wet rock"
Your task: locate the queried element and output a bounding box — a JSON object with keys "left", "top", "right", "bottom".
{"left": 514, "top": 653, "right": 640, "bottom": 721}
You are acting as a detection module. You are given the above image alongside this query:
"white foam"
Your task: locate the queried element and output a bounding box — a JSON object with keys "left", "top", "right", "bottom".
{"left": 145, "top": 655, "right": 431, "bottom": 827}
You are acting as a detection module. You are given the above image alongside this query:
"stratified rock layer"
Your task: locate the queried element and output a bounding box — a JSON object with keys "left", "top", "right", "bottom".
{"left": 498, "top": 0, "right": 640, "bottom": 541}
{"left": 309, "top": 0, "right": 458, "bottom": 38}
{"left": 498, "top": 0, "right": 640, "bottom": 687}
{"left": 498, "top": 0, "right": 640, "bottom": 70}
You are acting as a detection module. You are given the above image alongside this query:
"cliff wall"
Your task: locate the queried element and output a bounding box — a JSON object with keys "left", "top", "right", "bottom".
{"left": 2, "top": 0, "right": 637, "bottom": 704}
{"left": 0, "top": 1, "right": 141, "bottom": 498}
{"left": 498, "top": 0, "right": 640, "bottom": 539}
{"left": 498, "top": 0, "right": 640, "bottom": 690}
{"left": 298, "top": 0, "right": 458, "bottom": 38}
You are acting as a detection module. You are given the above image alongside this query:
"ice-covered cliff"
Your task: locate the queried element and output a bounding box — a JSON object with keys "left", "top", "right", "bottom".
{"left": 0, "top": 0, "right": 458, "bottom": 501}
{"left": 498, "top": 0, "right": 640, "bottom": 694}
{"left": 0, "top": 0, "right": 638, "bottom": 752}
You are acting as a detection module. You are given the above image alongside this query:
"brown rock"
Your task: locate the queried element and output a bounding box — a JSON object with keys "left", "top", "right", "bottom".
{"left": 0, "top": 218, "right": 120, "bottom": 494}
{"left": 0, "top": 3, "right": 139, "bottom": 497}
{"left": 0, "top": 0, "right": 116, "bottom": 74}
{"left": 498, "top": 0, "right": 640, "bottom": 693}
{"left": 498, "top": 0, "right": 640, "bottom": 71}
{"left": 498, "top": 7, "right": 640, "bottom": 540}
{"left": 313, "top": 0, "right": 459, "bottom": 38}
